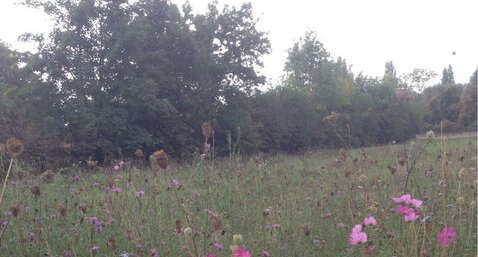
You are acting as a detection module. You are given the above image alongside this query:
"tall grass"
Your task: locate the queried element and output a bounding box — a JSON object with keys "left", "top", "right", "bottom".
{"left": 0, "top": 137, "right": 476, "bottom": 256}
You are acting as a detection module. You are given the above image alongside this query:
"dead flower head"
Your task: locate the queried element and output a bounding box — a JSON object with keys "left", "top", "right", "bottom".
{"left": 6, "top": 137, "right": 24, "bottom": 158}
{"left": 150, "top": 150, "right": 169, "bottom": 171}
{"left": 202, "top": 122, "right": 213, "bottom": 139}
{"left": 135, "top": 149, "right": 144, "bottom": 158}
{"left": 40, "top": 170, "right": 55, "bottom": 183}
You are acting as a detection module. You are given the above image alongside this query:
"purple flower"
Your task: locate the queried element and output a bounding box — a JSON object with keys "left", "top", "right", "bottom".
{"left": 3, "top": 211, "right": 12, "bottom": 217}
{"left": 135, "top": 191, "right": 145, "bottom": 198}
{"left": 2, "top": 220, "right": 10, "bottom": 227}
{"left": 92, "top": 182, "right": 100, "bottom": 187}
{"left": 95, "top": 225, "right": 104, "bottom": 233}
{"left": 171, "top": 179, "right": 181, "bottom": 189}
{"left": 88, "top": 217, "right": 101, "bottom": 225}
{"left": 151, "top": 248, "right": 159, "bottom": 257}
{"left": 214, "top": 242, "right": 224, "bottom": 251}
{"left": 111, "top": 187, "right": 121, "bottom": 193}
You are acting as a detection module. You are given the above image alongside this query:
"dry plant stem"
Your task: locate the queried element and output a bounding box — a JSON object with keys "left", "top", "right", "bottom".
{"left": 0, "top": 158, "right": 14, "bottom": 209}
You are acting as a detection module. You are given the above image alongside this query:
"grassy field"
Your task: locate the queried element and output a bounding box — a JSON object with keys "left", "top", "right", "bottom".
{"left": 0, "top": 136, "right": 476, "bottom": 256}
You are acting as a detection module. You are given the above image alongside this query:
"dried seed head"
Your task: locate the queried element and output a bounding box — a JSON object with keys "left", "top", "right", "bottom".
{"left": 60, "top": 206, "right": 67, "bottom": 217}
{"left": 87, "top": 160, "right": 97, "bottom": 170}
{"left": 40, "top": 170, "right": 55, "bottom": 183}
{"left": 302, "top": 224, "right": 312, "bottom": 236}
{"left": 30, "top": 185, "right": 41, "bottom": 197}
{"left": 262, "top": 207, "right": 272, "bottom": 217}
{"left": 6, "top": 137, "right": 24, "bottom": 158}
{"left": 212, "top": 216, "right": 222, "bottom": 231}
{"left": 0, "top": 143, "right": 5, "bottom": 155}
{"left": 151, "top": 150, "right": 168, "bottom": 170}
{"left": 202, "top": 122, "right": 213, "bottom": 139}
{"left": 458, "top": 168, "right": 467, "bottom": 179}
{"left": 11, "top": 205, "right": 20, "bottom": 217}
{"left": 232, "top": 234, "right": 243, "bottom": 244}
{"left": 107, "top": 236, "right": 117, "bottom": 251}
{"left": 398, "top": 158, "right": 406, "bottom": 166}
{"left": 426, "top": 130, "right": 435, "bottom": 140}
{"left": 135, "top": 149, "right": 144, "bottom": 158}
{"left": 323, "top": 111, "right": 339, "bottom": 122}
{"left": 184, "top": 227, "right": 193, "bottom": 237}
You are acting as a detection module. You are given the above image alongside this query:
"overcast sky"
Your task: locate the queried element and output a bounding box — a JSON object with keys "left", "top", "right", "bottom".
{"left": 1, "top": 0, "right": 476, "bottom": 85}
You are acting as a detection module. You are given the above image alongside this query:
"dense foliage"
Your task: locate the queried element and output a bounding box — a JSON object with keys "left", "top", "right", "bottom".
{"left": 0, "top": 0, "right": 476, "bottom": 170}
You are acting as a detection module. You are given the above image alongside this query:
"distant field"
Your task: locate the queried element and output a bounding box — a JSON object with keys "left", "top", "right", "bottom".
{"left": 0, "top": 137, "right": 476, "bottom": 256}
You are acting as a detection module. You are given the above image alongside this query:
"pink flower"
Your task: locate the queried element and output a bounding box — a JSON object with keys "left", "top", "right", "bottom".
{"left": 404, "top": 212, "right": 420, "bottom": 222}
{"left": 437, "top": 227, "right": 457, "bottom": 248}
{"left": 135, "top": 191, "right": 145, "bottom": 198}
{"left": 363, "top": 216, "right": 377, "bottom": 226}
{"left": 392, "top": 194, "right": 411, "bottom": 203}
{"left": 350, "top": 231, "right": 368, "bottom": 245}
{"left": 233, "top": 247, "right": 252, "bottom": 257}
{"left": 114, "top": 165, "right": 120, "bottom": 171}
{"left": 263, "top": 250, "right": 270, "bottom": 257}
{"left": 410, "top": 198, "right": 422, "bottom": 208}
{"left": 3, "top": 211, "right": 12, "bottom": 217}
{"left": 207, "top": 255, "right": 217, "bottom": 257}
{"left": 352, "top": 224, "right": 363, "bottom": 234}
{"left": 272, "top": 223, "right": 281, "bottom": 229}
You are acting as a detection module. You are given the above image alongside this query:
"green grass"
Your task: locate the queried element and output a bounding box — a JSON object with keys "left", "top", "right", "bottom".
{"left": 0, "top": 137, "right": 476, "bottom": 256}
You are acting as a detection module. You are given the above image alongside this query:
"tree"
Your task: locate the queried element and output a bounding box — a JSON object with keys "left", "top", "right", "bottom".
{"left": 441, "top": 64, "right": 455, "bottom": 85}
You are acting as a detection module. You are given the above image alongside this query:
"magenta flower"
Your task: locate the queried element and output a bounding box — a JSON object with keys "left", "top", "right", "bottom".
{"left": 151, "top": 248, "right": 158, "bottom": 257}
{"left": 171, "top": 179, "right": 182, "bottom": 189}
{"left": 437, "top": 227, "right": 457, "bottom": 248}
{"left": 350, "top": 231, "right": 368, "bottom": 245}
{"left": 135, "top": 191, "right": 145, "bottom": 198}
{"left": 272, "top": 223, "right": 281, "bottom": 229}
{"left": 363, "top": 216, "right": 377, "bottom": 226}
{"left": 396, "top": 205, "right": 414, "bottom": 215}
{"left": 233, "top": 247, "right": 252, "bottom": 257}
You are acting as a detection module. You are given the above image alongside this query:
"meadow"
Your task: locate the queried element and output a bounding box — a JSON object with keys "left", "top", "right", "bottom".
{"left": 0, "top": 136, "right": 476, "bottom": 257}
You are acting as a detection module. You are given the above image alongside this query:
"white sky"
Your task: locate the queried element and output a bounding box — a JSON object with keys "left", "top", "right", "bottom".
{"left": 1, "top": 0, "right": 477, "bottom": 85}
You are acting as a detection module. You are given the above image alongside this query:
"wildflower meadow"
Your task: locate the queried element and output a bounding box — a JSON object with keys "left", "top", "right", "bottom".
{"left": 0, "top": 133, "right": 475, "bottom": 257}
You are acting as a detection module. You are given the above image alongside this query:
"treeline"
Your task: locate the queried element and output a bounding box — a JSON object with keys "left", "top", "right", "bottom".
{"left": 0, "top": 0, "right": 476, "bottom": 171}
